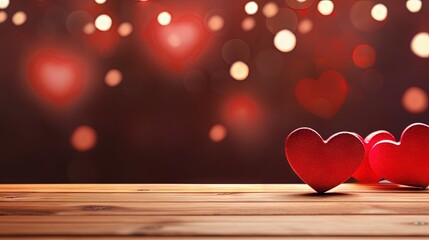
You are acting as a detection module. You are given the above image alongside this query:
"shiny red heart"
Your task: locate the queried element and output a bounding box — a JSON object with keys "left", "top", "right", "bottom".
{"left": 143, "top": 14, "right": 211, "bottom": 71}
{"left": 352, "top": 131, "right": 396, "bottom": 183}
{"left": 285, "top": 128, "right": 364, "bottom": 193}
{"left": 27, "top": 49, "right": 85, "bottom": 107}
{"left": 369, "top": 123, "right": 429, "bottom": 188}
{"left": 295, "top": 70, "right": 348, "bottom": 119}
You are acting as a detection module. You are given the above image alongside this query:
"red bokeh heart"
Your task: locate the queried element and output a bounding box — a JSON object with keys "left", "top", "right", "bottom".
{"left": 285, "top": 128, "right": 364, "bottom": 193}
{"left": 352, "top": 131, "right": 396, "bottom": 183}
{"left": 143, "top": 14, "right": 211, "bottom": 71}
{"left": 369, "top": 123, "right": 429, "bottom": 189}
{"left": 295, "top": 70, "right": 348, "bottom": 119}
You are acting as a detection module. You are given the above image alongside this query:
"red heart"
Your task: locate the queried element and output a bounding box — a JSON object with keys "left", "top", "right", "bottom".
{"left": 27, "top": 49, "right": 85, "bottom": 107}
{"left": 353, "top": 131, "right": 396, "bottom": 183}
{"left": 285, "top": 128, "right": 365, "bottom": 193}
{"left": 369, "top": 123, "right": 429, "bottom": 188}
{"left": 143, "top": 14, "right": 211, "bottom": 71}
{"left": 295, "top": 70, "right": 348, "bottom": 119}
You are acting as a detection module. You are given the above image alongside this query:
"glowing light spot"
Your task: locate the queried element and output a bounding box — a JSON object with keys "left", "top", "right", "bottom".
{"left": 95, "top": 0, "right": 107, "bottom": 4}
{"left": 117, "top": 22, "right": 133, "bottom": 37}
{"left": 317, "top": 0, "right": 334, "bottom": 16}
{"left": 0, "top": 0, "right": 9, "bottom": 9}
{"left": 83, "top": 22, "right": 96, "bottom": 34}
{"left": 262, "top": 2, "right": 279, "bottom": 18}
{"left": 71, "top": 126, "right": 97, "bottom": 152}
{"left": 157, "top": 11, "right": 171, "bottom": 26}
{"left": 411, "top": 32, "right": 429, "bottom": 58}
{"left": 245, "top": 1, "right": 258, "bottom": 15}
{"left": 209, "top": 124, "right": 227, "bottom": 142}
{"left": 230, "top": 61, "right": 249, "bottom": 81}
{"left": 274, "top": 29, "right": 296, "bottom": 53}
{"left": 207, "top": 15, "right": 224, "bottom": 32}
{"left": 105, "top": 69, "right": 123, "bottom": 87}
{"left": 0, "top": 11, "right": 6, "bottom": 23}
{"left": 241, "top": 17, "right": 255, "bottom": 31}
{"left": 297, "top": 18, "right": 313, "bottom": 34}
{"left": 371, "top": 3, "right": 388, "bottom": 21}
{"left": 167, "top": 33, "right": 182, "bottom": 48}
{"left": 406, "top": 0, "right": 422, "bottom": 13}
{"left": 12, "top": 11, "right": 27, "bottom": 26}
{"left": 402, "top": 87, "right": 428, "bottom": 114}
{"left": 95, "top": 14, "right": 112, "bottom": 31}
{"left": 352, "top": 44, "right": 376, "bottom": 68}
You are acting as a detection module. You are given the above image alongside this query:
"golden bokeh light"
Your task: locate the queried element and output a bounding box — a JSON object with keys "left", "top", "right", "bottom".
{"left": 230, "top": 61, "right": 249, "bottom": 81}
{"left": 274, "top": 29, "right": 296, "bottom": 53}
{"left": 0, "top": 0, "right": 9, "bottom": 9}
{"left": 297, "top": 18, "right": 313, "bottom": 34}
{"left": 207, "top": 15, "right": 224, "bottom": 32}
{"left": 402, "top": 87, "right": 428, "bottom": 114}
{"left": 0, "top": 11, "right": 6, "bottom": 23}
{"left": 245, "top": 1, "right": 258, "bottom": 15}
{"left": 406, "top": 0, "right": 422, "bottom": 13}
{"left": 209, "top": 124, "right": 227, "bottom": 142}
{"left": 241, "top": 17, "right": 255, "bottom": 31}
{"left": 411, "top": 32, "right": 429, "bottom": 58}
{"left": 12, "top": 11, "right": 27, "bottom": 26}
{"left": 371, "top": 3, "right": 388, "bottom": 21}
{"left": 95, "top": 14, "right": 112, "bottom": 31}
{"left": 70, "top": 126, "right": 98, "bottom": 152}
{"left": 317, "top": 0, "right": 334, "bottom": 16}
{"left": 83, "top": 22, "right": 96, "bottom": 34}
{"left": 105, "top": 69, "right": 123, "bottom": 87}
{"left": 95, "top": 0, "right": 107, "bottom": 4}
{"left": 117, "top": 22, "right": 133, "bottom": 37}
{"left": 262, "top": 2, "right": 279, "bottom": 18}
{"left": 157, "top": 11, "right": 171, "bottom": 26}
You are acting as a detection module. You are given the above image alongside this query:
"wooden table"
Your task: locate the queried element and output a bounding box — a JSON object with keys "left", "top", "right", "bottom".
{"left": 0, "top": 184, "right": 428, "bottom": 239}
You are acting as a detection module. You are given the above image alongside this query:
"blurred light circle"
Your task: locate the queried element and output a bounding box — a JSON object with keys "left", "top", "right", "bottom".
{"left": 95, "top": 0, "right": 107, "bottom": 4}
{"left": 352, "top": 44, "right": 376, "bottom": 68}
{"left": 360, "top": 68, "right": 384, "bottom": 92}
{"left": 406, "top": 0, "right": 422, "bottom": 13}
{"left": 402, "top": 87, "right": 428, "bottom": 113}
{"left": 0, "top": 11, "right": 6, "bottom": 23}
{"left": 207, "top": 15, "right": 224, "bottom": 32}
{"left": 245, "top": 1, "right": 258, "bottom": 15}
{"left": 262, "top": 2, "right": 279, "bottom": 18}
{"left": 105, "top": 69, "right": 123, "bottom": 87}
{"left": 222, "top": 39, "right": 251, "bottom": 64}
{"left": 157, "top": 11, "right": 171, "bottom": 26}
{"left": 83, "top": 22, "right": 96, "bottom": 34}
{"left": 241, "top": 17, "right": 255, "bottom": 31}
{"left": 0, "top": 0, "right": 9, "bottom": 9}
{"left": 71, "top": 126, "right": 97, "bottom": 152}
{"left": 12, "top": 11, "right": 27, "bottom": 26}
{"left": 297, "top": 18, "right": 313, "bottom": 34}
{"left": 317, "top": 0, "right": 334, "bottom": 16}
{"left": 411, "top": 32, "right": 429, "bottom": 58}
{"left": 371, "top": 3, "right": 388, "bottom": 21}
{"left": 274, "top": 29, "right": 296, "bottom": 53}
{"left": 66, "top": 11, "right": 93, "bottom": 36}
{"left": 265, "top": 8, "right": 298, "bottom": 34}
{"left": 95, "top": 14, "right": 112, "bottom": 31}
{"left": 285, "top": 0, "right": 313, "bottom": 9}
{"left": 118, "top": 22, "right": 133, "bottom": 37}
{"left": 230, "top": 61, "right": 249, "bottom": 81}
{"left": 350, "top": 1, "right": 385, "bottom": 32}
{"left": 209, "top": 124, "right": 227, "bottom": 142}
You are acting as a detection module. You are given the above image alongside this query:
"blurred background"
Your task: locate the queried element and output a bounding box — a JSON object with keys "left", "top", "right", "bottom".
{"left": 0, "top": 0, "right": 427, "bottom": 183}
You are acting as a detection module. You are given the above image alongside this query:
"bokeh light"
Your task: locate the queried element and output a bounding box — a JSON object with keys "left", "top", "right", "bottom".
{"left": 285, "top": 0, "right": 314, "bottom": 10}
{"left": 70, "top": 126, "right": 97, "bottom": 152}
{"left": 230, "top": 61, "right": 249, "bottom": 81}
{"left": 83, "top": 22, "right": 96, "bottom": 34}
{"left": 117, "top": 22, "right": 133, "bottom": 37}
{"left": 157, "top": 11, "right": 171, "bottom": 26}
{"left": 265, "top": 8, "right": 298, "bottom": 34}
{"left": 95, "top": 14, "right": 112, "bottom": 31}
{"left": 317, "top": 0, "right": 334, "bottom": 16}
{"left": 245, "top": 1, "right": 258, "bottom": 15}
{"left": 0, "top": 11, "right": 6, "bottom": 23}
{"left": 12, "top": 11, "right": 27, "bottom": 26}
{"left": 274, "top": 29, "right": 296, "bottom": 53}
{"left": 350, "top": 1, "right": 386, "bottom": 32}
{"left": 411, "top": 32, "right": 429, "bottom": 58}
{"left": 95, "top": 0, "right": 107, "bottom": 4}
{"left": 352, "top": 44, "right": 376, "bottom": 68}
{"left": 209, "top": 124, "right": 227, "bottom": 142}
{"left": 406, "top": 0, "right": 422, "bottom": 13}
{"left": 402, "top": 87, "right": 428, "bottom": 114}
{"left": 262, "top": 2, "right": 279, "bottom": 18}
{"left": 297, "top": 18, "right": 313, "bottom": 34}
{"left": 241, "top": 17, "right": 255, "bottom": 31}
{"left": 371, "top": 4, "right": 388, "bottom": 21}
{"left": 105, "top": 69, "right": 123, "bottom": 87}
{"left": 0, "top": 0, "right": 9, "bottom": 9}
{"left": 207, "top": 15, "right": 224, "bottom": 32}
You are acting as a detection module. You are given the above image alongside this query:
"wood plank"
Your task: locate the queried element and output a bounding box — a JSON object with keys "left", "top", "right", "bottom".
{"left": 0, "top": 216, "right": 428, "bottom": 236}
{"left": 0, "top": 201, "right": 428, "bottom": 216}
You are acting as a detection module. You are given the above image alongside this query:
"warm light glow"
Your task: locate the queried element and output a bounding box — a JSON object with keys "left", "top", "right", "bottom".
{"left": 402, "top": 87, "right": 428, "bottom": 113}
{"left": 117, "top": 22, "right": 133, "bottom": 37}
{"left": 95, "top": 14, "right": 112, "bottom": 31}
{"left": 12, "top": 11, "right": 27, "bottom": 26}
{"left": 411, "top": 32, "right": 429, "bottom": 58}
{"left": 207, "top": 15, "right": 224, "bottom": 32}
{"left": 0, "top": 0, "right": 9, "bottom": 9}
{"left": 83, "top": 22, "right": 96, "bottom": 34}
{"left": 95, "top": 0, "right": 107, "bottom": 4}
{"left": 317, "top": 0, "right": 334, "bottom": 16}
{"left": 274, "top": 29, "right": 296, "bottom": 53}
{"left": 371, "top": 4, "right": 388, "bottom": 21}
{"left": 262, "top": 2, "right": 279, "bottom": 18}
{"left": 352, "top": 44, "right": 376, "bottom": 68}
{"left": 297, "top": 18, "right": 313, "bottom": 34}
{"left": 71, "top": 126, "right": 97, "bottom": 151}
{"left": 241, "top": 17, "right": 255, "bottom": 31}
{"left": 406, "top": 0, "right": 422, "bottom": 13}
{"left": 157, "top": 11, "right": 171, "bottom": 26}
{"left": 105, "top": 69, "right": 123, "bottom": 87}
{"left": 0, "top": 11, "right": 6, "bottom": 23}
{"left": 230, "top": 61, "right": 249, "bottom": 81}
{"left": 209, "top": 124, "right": 227, "bottom": 142}
{"left": 245, "top": 1, "right": 258, "bottom": 15}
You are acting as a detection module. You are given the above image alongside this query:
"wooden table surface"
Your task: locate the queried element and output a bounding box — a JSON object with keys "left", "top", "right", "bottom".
{"left": 0, "top": 184, "right": 428, "bottom": 239}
